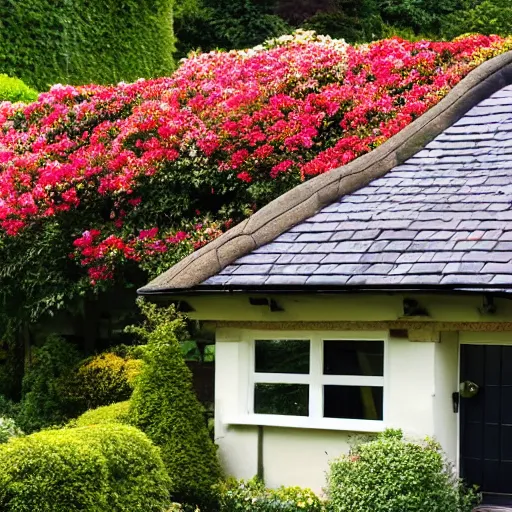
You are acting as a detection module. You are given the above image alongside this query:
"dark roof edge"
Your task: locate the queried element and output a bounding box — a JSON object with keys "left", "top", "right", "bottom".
{"left": 139, "top": 51, "right": 512, "bottom": 295}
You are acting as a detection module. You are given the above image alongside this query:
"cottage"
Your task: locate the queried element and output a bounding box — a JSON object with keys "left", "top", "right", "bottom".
{"left": 139, "top": 52, "right": 512, "bottom": 500}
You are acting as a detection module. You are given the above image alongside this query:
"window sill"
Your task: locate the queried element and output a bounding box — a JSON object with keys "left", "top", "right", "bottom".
{"left": 225, "top": 414, "right": 386, "bottom": 433}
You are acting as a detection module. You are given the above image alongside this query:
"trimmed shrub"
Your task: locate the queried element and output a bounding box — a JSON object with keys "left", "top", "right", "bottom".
{"left": 17, "top": 335, "right": 82, "bottom": 433}
{"left": 0, "top": 423, "right": 171, "bottom": 511}
{"left": 72, "top": 401, "right": 130, "bottom": 427}
{"left": 0, "top": 417, "right": 23, "bottom": 444}
{"left": 0, "top": 0, "right": 175, "bottom": 90}
{"left": 327, "top": 429, "right": 478, "bottom": 512}
{"left": 66, "top": 352, "right": 142, "bottom": 410}
{"left": 218, "top": 478, "right": 324, "bottom": 511}
{"left": 129, "top": 300, "right": 222, "bottom": 509}
{"left": 0, "top": 74, "right": 38, "bottom": 103}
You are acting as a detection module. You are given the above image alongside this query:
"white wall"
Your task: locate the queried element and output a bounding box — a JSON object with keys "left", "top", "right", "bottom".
{"left": 434, "top": 332, "right": 459, "bottom": 464}
{"left": 214, "top": 326, "right": 461, "bottom": 493}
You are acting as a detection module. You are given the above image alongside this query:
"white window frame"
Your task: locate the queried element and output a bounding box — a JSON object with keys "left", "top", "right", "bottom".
{"left": 228, "top": 330, "right": 389, "bottom": 433}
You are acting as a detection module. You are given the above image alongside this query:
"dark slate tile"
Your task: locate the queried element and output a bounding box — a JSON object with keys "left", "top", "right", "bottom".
{"left": 254, "top": 242, "right": 306, "bottom": 253}
{"left": 333, "top": 241, "right": 373, "bottom": 253}
{"left": 273, "top": 232, "right": 300, "bottom": 242}
{"left": 277, "top": 253, "right": 326, "bottom": 264}
{"left": 490, "top": 275, "right": 512, "bottom": 285}
{"left": 413, "top": 231, "right": 455, "bottom": 241}
{"left": 236, "top": 254, "right": 280, "bottom": 264}
{"left": 264, "top": 275, "right": 309, "bottom": 285}
{"left": 365, "top": 264, "right": 395, "bottom": 274}
{"left": 378, "top": 230, "right": 418, "bottom": 240}
{"left": 303, "top": 242, "right": 338, "bottom": 253}
{"left": 202, "top": 275, "right": 231, "bottom": 285}
{"left": 400, "top": 275, "right": 443, "bottom": 285}
{"left": 440, "top": 274, "right": 494, "bottom": 285}
{"left": 461, "top": 251, "right": 511, "bottom": 263}
{"left": 481, "top": 263, "right": 512, "bottom": 274}
{"left": 270, "top": 264, "right": 320, "bottom": 275}
{"left": 321, "top": 253, "right": 363, "bottom": 264}
{"left": 442, "top": 262, "right": 485, "bottom": 274}
{"left": 330, "top": 231, "right": 356, "bottom": 242}
{"left": 296, "top": 232, "right": 333, "bottom": 242}
{"left": 227, "top": 275, "right": 269, "bottom": 285}
{"left": 359, "top": 252, "right": 400, "bottom": 264}
{"left": 408, "top": 263, "right": 446, "bottom": 274}
{"left": 396, "top": 252, "right": 423, "bottom": 264}
{"left": 233, "top": 264, "right": 272, "bottom": 275}
{"left": 305, "top": 275, "right": 351, "bottom": 285}
{"left": 351, "top": 229, "right": 381, "bottom": 240}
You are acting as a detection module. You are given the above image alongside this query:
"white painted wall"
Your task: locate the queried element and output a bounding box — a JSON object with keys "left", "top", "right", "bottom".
{"left": 434, "top": 332, "right": 459, "bottom": 464}
{"left": 214, "top": 325, "right": 461, "bottom": 493}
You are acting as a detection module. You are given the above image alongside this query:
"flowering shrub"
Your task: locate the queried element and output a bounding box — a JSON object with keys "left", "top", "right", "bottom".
{"left": 217, "top": 477, "right": 325, "bottom": 511}
{"left": 0, "top": 31, "right": 511, "bottom": 320}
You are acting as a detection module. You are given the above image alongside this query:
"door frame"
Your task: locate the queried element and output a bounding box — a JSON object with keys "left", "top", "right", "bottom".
{"left": 458, "top": 332, "right": 512, "bottom": 496}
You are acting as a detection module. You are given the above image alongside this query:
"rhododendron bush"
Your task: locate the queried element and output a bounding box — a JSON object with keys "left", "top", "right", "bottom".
{"left": 0, "top": 31, "right": 511, "bottom": 324}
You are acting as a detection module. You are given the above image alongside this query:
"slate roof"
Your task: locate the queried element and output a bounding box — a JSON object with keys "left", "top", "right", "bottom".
{"left": 139, "top": 52, "right": 512, "bottom": 295}
{"left": 201, "top": 84, "right": 512, "bottom": 289}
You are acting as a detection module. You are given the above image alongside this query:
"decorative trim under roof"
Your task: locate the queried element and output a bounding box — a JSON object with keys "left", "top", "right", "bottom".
{"left": 139, "top": 51, "right": 512, "bottom": 295}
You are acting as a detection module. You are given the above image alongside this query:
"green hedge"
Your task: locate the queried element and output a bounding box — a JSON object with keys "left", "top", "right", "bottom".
{"left": 0, "top": 423, "right": 171, "bottom": 512}
{"left": 0, "top": 74, "right": 38, "bottom": 103}
{"left": 0, "top": 0, "right": 175, "bottom": 91}
{"left": 72, "top": 401, "right": 130, "bottom": 427}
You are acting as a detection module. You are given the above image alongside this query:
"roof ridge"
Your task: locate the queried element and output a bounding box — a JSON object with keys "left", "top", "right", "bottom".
{"left": 139, "top": 51, "right": 512, "bottom": 295}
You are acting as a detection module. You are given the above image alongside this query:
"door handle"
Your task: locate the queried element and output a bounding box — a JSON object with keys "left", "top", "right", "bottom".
{"left": 460, "top": 380, "right": 479, "bottom": 398}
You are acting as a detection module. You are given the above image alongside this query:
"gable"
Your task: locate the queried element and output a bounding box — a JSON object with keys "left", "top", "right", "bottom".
{"left": 139, "top": 51, "right": 512, "bottom": 295}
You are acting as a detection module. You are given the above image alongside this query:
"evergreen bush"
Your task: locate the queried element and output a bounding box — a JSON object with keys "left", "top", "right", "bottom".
{"left": 129, "top": 299, "right": 221, "bottom": 509}
{"left": 72, "top": 401, "right": 131, "bottom": 427}
{"left": 0, "top": 74, "right": 38, "bottom": 103}
{"left": 0, "top": 0, "right": 175, "bottom": 90}
{"left": 327, "top": 429, "right": 478, "bottom": 512}
{"left": 17, "top": 335, "right": 82, "bottom": 433}
{"left": 0, "top": 423, "right": 171, "bottom": 511}
{"left": 66, "top": 352, "right": 142, "bottom": 410}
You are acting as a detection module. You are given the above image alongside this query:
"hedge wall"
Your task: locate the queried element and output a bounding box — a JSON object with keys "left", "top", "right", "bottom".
{"left": 0, "top": 0, "right": 175, "bottom": 90}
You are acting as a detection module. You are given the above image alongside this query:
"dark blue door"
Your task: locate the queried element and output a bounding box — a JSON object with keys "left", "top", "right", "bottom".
{"left": 460, "top": 344, "right": 512, "bottom": 495}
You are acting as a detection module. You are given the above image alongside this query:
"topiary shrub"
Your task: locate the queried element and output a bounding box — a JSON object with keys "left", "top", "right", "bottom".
{"left": 217, "top": 477, "right": 325, "bottom": 511}
{"left": 129, "top": 299, "right": 222, "bottom": 510}
{"left": 0, "top": 417, "right": 23, "bottom": 444}
{"left": 327, "top": 429, "right": 478, "bottom": 512}
{"left": 0, "top": 423, "right": 171, "bottom": 512}
{"left": 66, "top": 352, "right": 142, "bottom": 411}
{"left": 17, "top": 335, "right": 83, "bottom": 433}
{"left": 0, "top": 74, "right": 38, "bottom": 103}
{"left": 72, "top": 401, "right": 130, "bottom": 427}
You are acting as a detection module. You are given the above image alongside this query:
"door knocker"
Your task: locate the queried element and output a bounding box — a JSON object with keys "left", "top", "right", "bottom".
{"left": 460, "top": 380, "right": 480, "bottom": 398}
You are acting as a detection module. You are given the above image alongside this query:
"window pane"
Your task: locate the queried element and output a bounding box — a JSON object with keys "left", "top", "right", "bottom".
{"left": 324, "top": 385, "right": 383, "bottom": 420}
{"left": 254, "top": 384, "right": 309, "bottom": 416}
{"left": 323, "top": 340, "right": 384, "bottom": 376}
{"left": 255, "top": 340, "right": 310, "bottom": 374}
